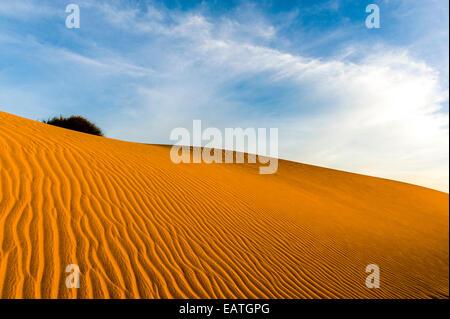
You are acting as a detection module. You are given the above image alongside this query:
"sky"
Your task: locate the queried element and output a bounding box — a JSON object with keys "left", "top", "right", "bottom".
{"left": 0, "top": 0, "right": 448, "bottom": 192}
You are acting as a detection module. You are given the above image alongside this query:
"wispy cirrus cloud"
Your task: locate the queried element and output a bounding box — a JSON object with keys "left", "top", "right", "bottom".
{"left": 0, "top": 0, "right": 448, "bottom": 191}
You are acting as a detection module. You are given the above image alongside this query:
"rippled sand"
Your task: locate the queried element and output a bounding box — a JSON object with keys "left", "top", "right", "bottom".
{"left": 0, "top": 111, "right": 448, "bottom": 298}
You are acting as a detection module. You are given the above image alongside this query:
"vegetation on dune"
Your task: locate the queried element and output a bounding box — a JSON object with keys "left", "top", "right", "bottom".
{"left": 43, "top": 115, "right": 104, "bottom": 136}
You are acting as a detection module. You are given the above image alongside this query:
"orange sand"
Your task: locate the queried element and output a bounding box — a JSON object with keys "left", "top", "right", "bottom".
{"left": 0, "top": 111, "right": 448, "bottom": 299}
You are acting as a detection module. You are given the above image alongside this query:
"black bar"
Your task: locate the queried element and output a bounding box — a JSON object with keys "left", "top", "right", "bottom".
{"left": 0, "top": 299, "right": 448, "bottom": 318}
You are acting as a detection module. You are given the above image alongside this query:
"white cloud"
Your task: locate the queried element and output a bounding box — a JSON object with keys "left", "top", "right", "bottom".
{"left": 0, "top": 0, "right": 58, "bottom": 19}
{"left": 99, "top": 4, "right": 448, "bottom": 191}
{"left": 1, "top": 1, "right": 448, "bottom": 191}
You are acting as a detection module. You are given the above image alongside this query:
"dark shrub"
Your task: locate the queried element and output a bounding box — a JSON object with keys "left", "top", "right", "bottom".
{"left": 43, "top": 115, "right": 104, "bottom": 136}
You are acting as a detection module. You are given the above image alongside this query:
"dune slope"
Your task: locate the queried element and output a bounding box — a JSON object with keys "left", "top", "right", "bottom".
{"left": 0, "top": 111, "right": 448, "bottom": 298}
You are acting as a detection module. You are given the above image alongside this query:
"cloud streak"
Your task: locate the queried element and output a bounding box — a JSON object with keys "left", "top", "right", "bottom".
{"left": 0, "top": 0, "right": 448, "bottom": 191}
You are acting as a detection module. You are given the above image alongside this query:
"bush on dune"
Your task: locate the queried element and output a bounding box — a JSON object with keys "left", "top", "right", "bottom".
{"left": 43, "top": 115, "right": 104, "bottom": 136}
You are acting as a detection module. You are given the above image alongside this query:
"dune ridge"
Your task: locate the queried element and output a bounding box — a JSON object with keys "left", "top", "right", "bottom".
{"left": 0, "top": 111, "right": 448, "bottom": 299}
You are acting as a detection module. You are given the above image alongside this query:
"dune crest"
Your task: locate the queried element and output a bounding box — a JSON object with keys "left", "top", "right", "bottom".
{"left": 0, "top": 111, "right": 448, "bottom": 299}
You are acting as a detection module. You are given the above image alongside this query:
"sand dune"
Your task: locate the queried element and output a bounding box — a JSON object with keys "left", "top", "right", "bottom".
{"left": 0, "top": 111, "right": 448, "bottom": 299}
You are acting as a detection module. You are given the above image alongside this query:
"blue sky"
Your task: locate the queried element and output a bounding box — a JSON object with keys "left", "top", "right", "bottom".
{"left": 0, "top": 0, "right": 448, "bottom": 191}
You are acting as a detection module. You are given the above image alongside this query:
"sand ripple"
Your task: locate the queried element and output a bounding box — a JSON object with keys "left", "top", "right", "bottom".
{"left": 0, "top": 111, "right": 448, "bottom": 298}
